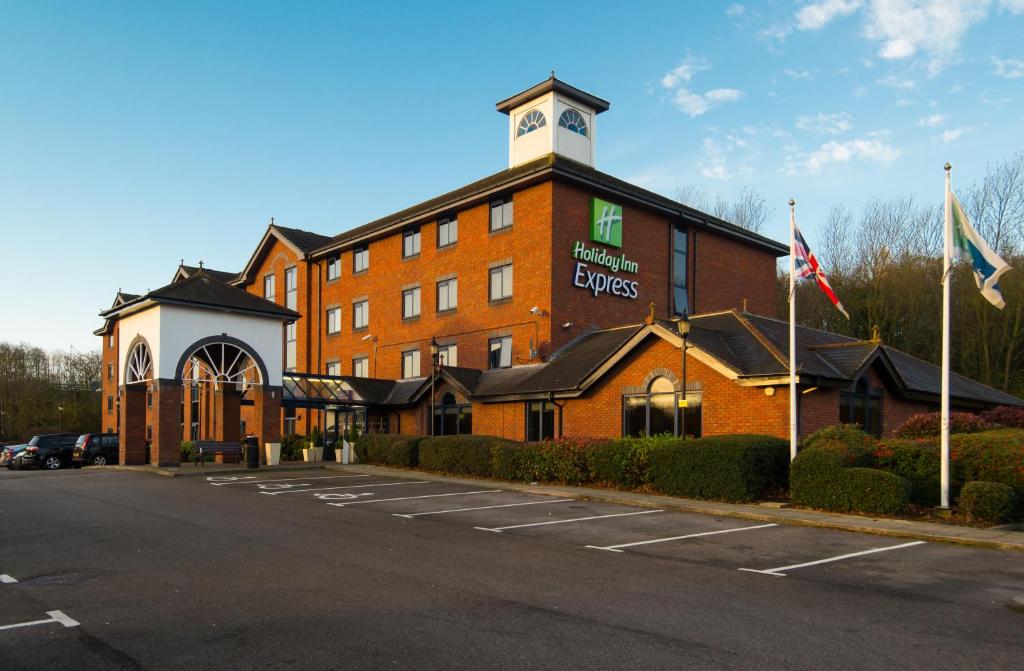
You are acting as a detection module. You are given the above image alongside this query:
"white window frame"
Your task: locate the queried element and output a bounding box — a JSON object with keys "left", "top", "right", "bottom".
{"left": 436, "top": 278, "right": 457, "bottom": 312}
{"left": 285, "top": 322, "right": 297, "bottom": 371}
{"left": 326, "top": 361, "right": 341, "bottom": 376}
{"left": 264, "top": 274, "right": 275, "bottom": 301}
{"left": 402, "top": 349, "right": 421, "bottom": 379}
{"left": 285, "top": 267, "right": 297, "bottom": 311}
{"left": 402, "top": 228, "right": 421, "bottom": 258}
{"left": 437, "top": 217, "right": 458, "bottom": 247}
{"left": 353, "top": 246, "right": 369, "bottom": 273}
{"left": 353, "top": 300, "right": 369, "bottom": 329}
{"left": 402, "top": 287, "right": 421, "bottom": 319}
{"left": 488, "top": 336, "right": 512, "bottom": 369}
{"left": 352, "top": 356, "right": 369, "bottom": 378}
{"left": 326, "top": 307, "right": 341, "bottom": 335}
{"left": 490, "top": 199, "right": 513, "bottom": 232}
{"left": 438, "top": 344, "right": 457, "bottom": 367}
{"left": 327, "top": 256, "right": 341, "bottom": 281}
{"left": 489, "top": 264, "right": 513, "bottom": 301}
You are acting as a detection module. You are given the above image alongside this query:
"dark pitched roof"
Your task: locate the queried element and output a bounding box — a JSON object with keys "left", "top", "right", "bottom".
{"left": 272, "top": 225, "right": 332, "bottom": 253}
{"left": 495, "top": 75, "right": 611, "bottom": 114}
{"left": 883, "top": 346, "right": 1022, "bottom": 406}
{"left": 385, "top": 378, "right": 428, "bottom": 405}
{"left": 100, "top": 271, "right": 300, "bottom": 321}
{"left": 312, "top": 153, "right": 788, "bottom": 258}
{"left": 176, "top": 265, "right": 239, "bottom": 284}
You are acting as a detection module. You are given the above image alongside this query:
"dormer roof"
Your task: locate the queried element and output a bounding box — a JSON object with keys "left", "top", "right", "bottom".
{"left": 495, "top": 75, "right": 610, "bottom": 115}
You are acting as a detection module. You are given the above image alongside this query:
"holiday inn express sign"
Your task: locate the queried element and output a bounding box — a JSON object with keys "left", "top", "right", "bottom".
{"left": 571, "top": 197, "right": 640, "bottom": 299}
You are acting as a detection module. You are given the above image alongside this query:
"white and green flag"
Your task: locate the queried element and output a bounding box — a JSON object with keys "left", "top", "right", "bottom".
{"left": 951, "top": 192, "right": 1012, "bottom": 309}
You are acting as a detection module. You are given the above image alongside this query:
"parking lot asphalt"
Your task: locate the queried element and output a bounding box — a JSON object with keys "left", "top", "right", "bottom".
{"left": 1, "top": 467, "right": 1022, "bottom": 670}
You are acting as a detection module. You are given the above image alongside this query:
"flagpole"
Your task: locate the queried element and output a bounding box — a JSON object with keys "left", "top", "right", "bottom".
{"left": 940, "top": 163, "right": 952, "bottom": 509}
{"left": 789, "top": 198, "right": 798, "bottom": 462}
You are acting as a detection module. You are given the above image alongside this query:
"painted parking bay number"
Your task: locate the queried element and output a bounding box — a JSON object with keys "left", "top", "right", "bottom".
{"left": 314, "top": 493, "right": 373, "bottom": 501}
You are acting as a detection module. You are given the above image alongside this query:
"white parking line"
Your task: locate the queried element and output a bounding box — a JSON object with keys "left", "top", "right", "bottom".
{"left": 738, "top": 540, "right": 926, "bottom": 577}
{"left": 0, "top": 610, "right": 79, "bottom": 632}
{"left": 393, "top": 498, "right": 574, "bottom": 518}
{"left": 259, "top": 481, "right": 427, "bottom": 495}
{"left": 0, "top": 574, "right": 17, "bottom": 584}
{"left": 328, "top": 490, "right": 501, "bottom": 507}
{"left": 475, "top": 509, "right": 663, "bottom": 533}
{"left": 586, "top": 523, "right": 778, "bottom": 553}
{"left": 209, "top": 474, "right": 370, "bottom": 486}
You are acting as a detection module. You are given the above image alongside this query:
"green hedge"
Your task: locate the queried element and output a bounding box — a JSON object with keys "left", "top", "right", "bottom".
{"left": 355, "top": 433, "right": 424, "bottom": 468}
{"left": 280, "top": 434, "right": 306, "bottom": 461}
{"left": 491, "top": 438, "right": 596, "bottom": 484}
{"left": 646, "top": 435, "right": 789, "bottom": 503}
{"left": 873, "top": 440, "right": 941, "bottom": 507}
{"left": 958, "top": 481, "right": 1019, "bottom": 524}
{"left": 802, "top": 424, "right": 877, "bottom": 466}
{"left": 587, "top": 436, "right": 669, "bottom": 489}
{"left": 418, "top": 435, "right": 518, "bottom": 477}
{"left": 791, "top": 448, "right": 910, "bottom": 514}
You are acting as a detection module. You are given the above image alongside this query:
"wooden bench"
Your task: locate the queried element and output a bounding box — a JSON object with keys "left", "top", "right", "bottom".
{"left": 195, "top": 441, "right": 243, "bottom": 465}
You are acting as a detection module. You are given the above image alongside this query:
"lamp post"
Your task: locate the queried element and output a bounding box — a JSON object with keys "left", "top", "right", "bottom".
{"left": 429, "top": 337, "right": 440, "bottom": 437}
{"left": 58, "top": 403, "right": 64, "bottom": 432}
{"left": 676, "top": 314, "right": 690, "bottom": 440}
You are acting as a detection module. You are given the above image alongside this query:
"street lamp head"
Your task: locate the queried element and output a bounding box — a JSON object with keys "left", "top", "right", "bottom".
{"left": 429, "top": 337, "right": 439, "bottom": 357}
{"left": 676, "top": 313, "right": 691, "bottom": 338}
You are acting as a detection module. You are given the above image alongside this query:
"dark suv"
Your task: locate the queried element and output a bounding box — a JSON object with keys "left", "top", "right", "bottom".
{"left": 12, "top": 433, "right": 80, "bottom": 470}
{"left": 73, "top": 433, "right": 119, "bottom": 466}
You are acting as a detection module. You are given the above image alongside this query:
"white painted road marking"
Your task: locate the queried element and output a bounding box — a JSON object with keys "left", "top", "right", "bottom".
{"left": 393, "top": 498, "right": 574, "bottom": 518}
{"left": 738, "top": 540, "right": 926, "bottom": 577}
{"left": 209, "top": 474, "right": 370, "bottom": 486}
{"left": 260, "top": 481, "right": 428, "bottom": 496}
{"left": 328, "top": 490, "right": 501, "bottom": 507}
{"left": 0, "top": 610, "right": 79, "bottom": 632}
{"left": 313, "top": 492, "right": 374, "bottom": 501}
{"left": 206, "top": 476, "right": 257, "bottom": 484}
{"left": 476, "top": 509, "right": 664, "bottom": 533}
{"left": 586, "top": 523, "right": 779, "bottom": 553}
{"left": 0, "top": 574, "right": 17, "bottom": 584}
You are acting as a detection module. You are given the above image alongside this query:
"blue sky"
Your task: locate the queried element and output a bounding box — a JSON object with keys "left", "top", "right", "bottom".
{"left": 2, "top": 1, "right": 1022, "bottom": 351}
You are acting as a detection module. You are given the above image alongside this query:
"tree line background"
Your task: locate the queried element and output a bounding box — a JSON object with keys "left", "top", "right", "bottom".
{"left": 0, "top": 343, "right": 101, "bottom": 443}
{"left": 681, "top": 152, "right": 1024, "bottom": 398}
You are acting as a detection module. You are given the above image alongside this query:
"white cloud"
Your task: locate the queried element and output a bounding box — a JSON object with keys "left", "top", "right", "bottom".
{"left": 783, "top": 68, "right": 814, "bottom": 80}
{"left": 660, "top": 57, "right": 710, "bottom": 88}
{"left": 699, "top": 136, "right": 754, "bottom": 180}
{"left": 796, "top": 112, "right": 854, "bottom": 134}
{"left": 878, "top": 73, "right": 917, "bottom": 90}
{"left": 726, "top": 4, "right": 746, "bottom": 16}
{"left": 853, "top": 85, "right": 870, "bottom": 97}
{"left": 672, "top": 87, "right": 746, "bottom": 117}
{"left": 936, "top": 127, "right": 971, "bottom": 142}
{"left": 918, "top": 113, "right": 946, "bottom": 127}
{"left": 795, "top": 0, "right": 863, "bottom": 30}
{"left": 998, "top": 0, "right": 1024, "bottom": 13}
{"left": 992, "top": 55, "right": 1024, "bottom": 79}
{"left": 863, "top": 0, "right": 991, "bottom": 74}
{"left": 785, "top": 137, "right": 900, "bottom": 174}
{"left": 760, "top": 22, "right": 794, "bottom": 41}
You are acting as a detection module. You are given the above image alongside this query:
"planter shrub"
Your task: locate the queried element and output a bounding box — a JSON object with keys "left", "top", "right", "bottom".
{"left": 980, "top": 405, "right": 1024, "bottom": 429}
{"left": 587, "top": 436, "right": 671, "bottom": 489}
{"left": 894, "top": 412, "right": 991, "bottom": 439}
{"left": 355, "top": 433, "right": 424, "bottom": 467}
{"left": 646, "top": 435, "right": 789, "bottom": 503}
{"left": 180, "top": 441, "right": 196, "bottom": 463}
{"left": 280, "top": 434, "right": 306, "bottom": 461}
{"left": 791, "top": 447, "right": 910, "bottom": 514}
{"left": 958, "top": 481, "right": 1019, "bottom": 524}
{"left": 418, "top": 435, "right": 517, "bottom": 477}
{"left": 490, "top": 437, "right": 597, "bottom": 484}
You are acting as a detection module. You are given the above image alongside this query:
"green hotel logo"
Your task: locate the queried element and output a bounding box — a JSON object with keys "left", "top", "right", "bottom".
{"left": 590, "top": 197, "right": 623, "bottom": 248}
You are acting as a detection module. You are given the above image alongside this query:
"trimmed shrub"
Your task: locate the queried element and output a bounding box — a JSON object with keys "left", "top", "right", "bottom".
{"left": 958, "top": 481, "right": 1019, "bottom": 524}
{"left": 418, "top": 435, "right": 518, "bottom": 477}
{"left": 802, "top": 424, "right": 877, "bottom": 465}
{"left": 980, "top": 405, "right": 1024, "bottom": 429}
{"left": 280, "top": 434, "right": 306, "bottom": 461}
{"left": 873, "top": 439, "right": 941, "bottom": 506}
{"left": 790, "top": 448, "right": 910, "bottom": 515}
{"left": 647, "top": 435, "right": 789, "bottom": 503}
{"left": 587, "top": 436, "right": 672, "bottom": 489}
{"left": 355, "top": 433, "right": 424, "bottom": 467}
{"left": 491, "top": 437, "right": 597, "bottom": 484}
{"left": 180, "top": 441, "right": 196, "bottom": 463}
{"left": 894, "top": 412, "right": 992, "bottom": 439}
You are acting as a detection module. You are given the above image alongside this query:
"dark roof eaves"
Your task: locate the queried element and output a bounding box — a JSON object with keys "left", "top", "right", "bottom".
{"left": 495, "top": 77, "right": 611, "bottom": 114}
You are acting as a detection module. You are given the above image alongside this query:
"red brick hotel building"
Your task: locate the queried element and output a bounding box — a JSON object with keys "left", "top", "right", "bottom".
{"left": 95, "top": 77, "right": 1019, "bottom": 464}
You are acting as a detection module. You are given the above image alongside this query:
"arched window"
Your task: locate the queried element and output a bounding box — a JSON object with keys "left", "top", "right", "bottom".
{"left": 125, "top": 341, "right": 153, "bottom": 384}
{"left": 622, "top": 377, "right": 702, "bottom": 438}
{"left": 516, "top": 109, "right": 546, "bottom": 137}
{"left": 434, "top": 391, "right": 472, "bottom": 436}
{"left": 839, "top": 377, "right": 882, "bottom": 437}
{"left": 558, "top": 108, "right": 588, "bottom": 136}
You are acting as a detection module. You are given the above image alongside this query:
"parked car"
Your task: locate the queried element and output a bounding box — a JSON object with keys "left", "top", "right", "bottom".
{"left": 11, "top": 433, "right": 80, "bottom": 470}
{"left": 1, "top": 444, "right": 27, "bottom": 468}
{"left": 73, "top": 433, "right": 119, "bottom": 466}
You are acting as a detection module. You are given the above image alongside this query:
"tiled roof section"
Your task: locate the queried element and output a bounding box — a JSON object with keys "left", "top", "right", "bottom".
{"left": 740, "top": 313, "right": 852, "bottom": 378}
{"left": 813, "top": 343, "right": 879, "bottom": 378}
{"left": 272, "top": 225, "right": 333, "bottom": 253}
{"left": 442, "top": 366, "right": 484, "bottom": 394}
{"left": 883, "top": 346, "right": 1024, "bottom": 406}
{"left": 385, "top": 378, "right": 428, "bottom": 405}
{"left": 515, "top": 325, "right": 641, "bottom": 393}
{"left": 101, "top": 271, "right": 300, "bottom": 320}
{"left": 179, "top": 265, "right": 239, "bottom": 283}
{"left": 343, "top": 377, "right": 399, "bottom": 405}
{"left": 473, "top": 365, "right": 546, "bottom": 397}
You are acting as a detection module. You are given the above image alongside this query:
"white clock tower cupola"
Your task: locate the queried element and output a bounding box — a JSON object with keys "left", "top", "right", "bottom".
{"left": 495, "top": 74, "right": 610, "bottom": 169}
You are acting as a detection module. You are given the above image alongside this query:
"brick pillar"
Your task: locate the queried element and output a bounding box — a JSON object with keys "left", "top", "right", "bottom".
{"left": 252, "top": 385, "right": 282, "bottom": 464}
{"left": 214, "top": 389, "right": 241, "bottom": 442}
{"left": 150, "top": 380, "right": 182, "bottom": 467}
{"left": 119, "top": 384, "right": 147, "bottom": 465}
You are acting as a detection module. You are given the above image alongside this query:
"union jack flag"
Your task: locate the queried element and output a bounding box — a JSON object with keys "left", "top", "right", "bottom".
{"left": 794, "top": 224, "right": 849, "bottom": 319}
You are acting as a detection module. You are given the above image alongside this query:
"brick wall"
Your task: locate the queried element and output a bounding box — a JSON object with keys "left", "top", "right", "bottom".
{"left": 100, "top": 323, "right": 119, "bottom": 434}
{"left": 693, "top": 229, "right": 778, "bottom": 316}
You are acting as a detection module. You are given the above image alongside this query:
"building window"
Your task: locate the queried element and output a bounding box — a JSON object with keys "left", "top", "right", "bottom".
{"left": 353, "top": 300, "right": 369, "bottom": 329}
{"left": 438, "top": 343, "right": 457, "bottom": 367}
{"left": 402, "top": 227, "right": 421, "bottom": 258}
{"left": 108, "top": 334, "right": 114, "bottom": 349}
{"left": 839, "top": 378, "right": 882, "bottom": 438}
{"left": 353, "top": 246, "right": 369, "bottom": 273}
{"left": 488, "top": 336, "right": 512, "bottom": 369}
{"left": 352, "top": 357, "right": 369, "bottom": 378}
{"left": 673, "top": 225, "right": 688, "bottom": 316}
{"left": 285, "top": 267, "right": 297, "bottom": 311}
{"left": 107, "top": 363, "right": 113, "bottom": 381}
{"left": 490, "top": 199, "right": 513, "bottom": 232}
{"left": 558, "top": 108, "right": 588, "bottom": 136}
{"left": 263, "top": 274, "right": 275, "bottom": 302}
{"left": 622, "top": 377, "right": 702, "bottom": 438}
{"left": 107, "top": 396, "right": 113, "bottom": 413}
{"left": 433, "top": 392, "right": 472, "bottom": 436}
{"left": 402, "top": 349, "right": 421, "bottom": 378}
{"left": 526, "top": 401, "right": 556, "bottom": 441}
{"left": 327, "top": 256, "right": 341, "bottom": 281}
{"left": 285, "top": 322, "right": 297, "bottom": 371}
{"left": 436, "top": 278, "right": 457, "bottom": 312}
{"left": 437, "top": 217, "right": 458, "bottom": 248}
{"left": 489, "top": 263, "right": 513, "bottom": 301}
{"left": 146, "top": 425, "right": 152, "bottom": 442}
{"left": 326, "top": 307, "right": 341, "bottom": 335}
{"left": 283, "top": 406, "right": 297, "bottom": 436}
{"left": 516, "top": 109, "right": 546, "bottom": 137}
{"left": 326, "top": 361, "right": 341, "bottom": 376}
{"left": 147, "top": 390, "right": 153, "bottom": 408}
{"left": 402, "top": 287, "right": 421, "bottom": 319}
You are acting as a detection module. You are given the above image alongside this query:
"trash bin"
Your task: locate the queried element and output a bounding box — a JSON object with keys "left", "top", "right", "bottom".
{"left": 245, "top": 436, "right": 260, "bottom": 469}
